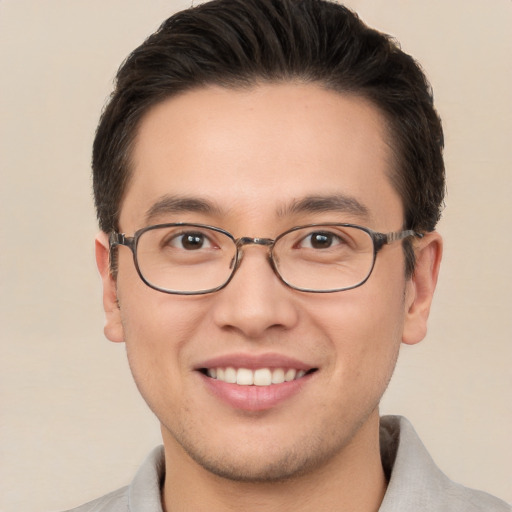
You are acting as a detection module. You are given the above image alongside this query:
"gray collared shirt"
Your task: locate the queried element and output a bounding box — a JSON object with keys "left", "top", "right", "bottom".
{"left": 65, "top": 416, "right": 510, "bottom": 511}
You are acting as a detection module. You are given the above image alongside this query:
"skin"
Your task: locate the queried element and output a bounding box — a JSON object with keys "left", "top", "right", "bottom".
{"left": 96, "top": 83, "right": 442, "bottom": 512}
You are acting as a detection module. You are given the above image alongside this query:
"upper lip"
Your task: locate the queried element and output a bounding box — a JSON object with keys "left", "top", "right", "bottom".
{"left": 195, "top": 353, "right": 316, "bottom": 371}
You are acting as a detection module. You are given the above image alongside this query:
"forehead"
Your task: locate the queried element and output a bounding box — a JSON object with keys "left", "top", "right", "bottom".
{"left": 121, "top": 83, "right": 402, "bottom": 231}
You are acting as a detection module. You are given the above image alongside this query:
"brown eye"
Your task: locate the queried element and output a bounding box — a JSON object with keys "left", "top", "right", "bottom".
{"left": 300, "top": 231, "right": 342, "bottom": 249}
{"left": 169, "top": 232, "right": 212, "bottom": 250}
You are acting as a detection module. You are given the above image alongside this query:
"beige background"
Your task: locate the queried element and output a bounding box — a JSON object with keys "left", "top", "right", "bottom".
{"left": 1, "top": 1, "right": 511, "bottom": 510}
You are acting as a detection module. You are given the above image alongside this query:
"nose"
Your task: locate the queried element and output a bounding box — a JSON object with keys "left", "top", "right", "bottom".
{"left": 211, "top": 244, "right": 299, "bottom": 340}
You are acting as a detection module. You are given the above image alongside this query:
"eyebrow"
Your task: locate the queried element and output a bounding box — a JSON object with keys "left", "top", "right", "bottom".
{"left": 144, "top": 193, "right": 370, "bottom": 225}
{"left": 278, "top": 194, "right": 370, "bottom": 219}
{"left": 145, "top": 195, "right": 223, "bottom": 224}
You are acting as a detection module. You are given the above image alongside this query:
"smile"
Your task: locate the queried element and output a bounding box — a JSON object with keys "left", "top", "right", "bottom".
{"left": 203, "top": 367, "right": 314, "bottom": 386}
{"left": 197, "top": 356, "right": 318, "bottom": 411}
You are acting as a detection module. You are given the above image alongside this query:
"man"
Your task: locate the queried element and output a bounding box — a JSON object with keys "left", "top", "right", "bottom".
{"left": 69, "top": 0, "right": 509, "bottom": 510}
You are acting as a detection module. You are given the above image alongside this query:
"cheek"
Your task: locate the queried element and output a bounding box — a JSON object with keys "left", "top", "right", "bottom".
{"left": 118, "top": 294, "right": 211, "bottom": 421}
{"left": 120, "top": 291, "right": 206, "bottom": 362}
{"left": 308, "top": 268, "right": 406, "bottom": 383}
{"left": 116, "top": 251, "right": 208, "bottom": 349}
{"left": 115, "top": 262, "right": 210, "bottom": 397}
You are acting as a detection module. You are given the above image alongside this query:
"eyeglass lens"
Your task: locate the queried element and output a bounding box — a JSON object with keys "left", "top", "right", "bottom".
{"left": 134, "top": 224, "right": 376, "bottom": 294}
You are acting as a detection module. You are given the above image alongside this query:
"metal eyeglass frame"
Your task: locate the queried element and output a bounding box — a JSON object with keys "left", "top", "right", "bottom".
{"left": 109, "top": 222, "right": 423, "bottom": 295}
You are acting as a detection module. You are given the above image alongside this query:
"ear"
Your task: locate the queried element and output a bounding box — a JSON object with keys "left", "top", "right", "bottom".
{"left": 95, "top": 232, "right": 124, "bottom": 343}
{"left": 402, "top": 231, "right": 443, "bottom": 345}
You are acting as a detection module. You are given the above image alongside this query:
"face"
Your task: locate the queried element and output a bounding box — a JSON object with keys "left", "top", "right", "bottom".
{"left": 97, "top": 83, "right": 440, "bottom": 482}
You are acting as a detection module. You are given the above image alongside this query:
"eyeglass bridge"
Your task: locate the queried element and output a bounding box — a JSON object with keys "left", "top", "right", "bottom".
{"left": 236, "top": 236, "right": 275, "bottom": 248}
{"left": 231, "top": 237, "right": 276, "bottom": 270}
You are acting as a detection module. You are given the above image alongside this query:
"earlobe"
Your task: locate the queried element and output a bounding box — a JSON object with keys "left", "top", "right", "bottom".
{"left": 95, "top": 232, "right": 125, "bottom": 343}
{"left": 402, "top": 231, "right": 443, "bottom": 345}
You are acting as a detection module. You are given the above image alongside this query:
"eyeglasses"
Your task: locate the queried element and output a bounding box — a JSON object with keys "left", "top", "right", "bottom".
{"left": 109, "top": 223, "right": 422, "bottom": 295}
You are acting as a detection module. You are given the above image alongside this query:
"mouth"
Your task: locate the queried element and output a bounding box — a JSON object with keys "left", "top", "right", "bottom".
{"left": 199, "top": 367, "right": 317, "bottom": 386}
{"left": 196, "top": 355, "right": 318, "bottom": 411}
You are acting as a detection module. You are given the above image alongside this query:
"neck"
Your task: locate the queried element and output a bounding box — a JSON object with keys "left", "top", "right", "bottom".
{"left": 161, "top": 413, "right": 387, "bottom": 512}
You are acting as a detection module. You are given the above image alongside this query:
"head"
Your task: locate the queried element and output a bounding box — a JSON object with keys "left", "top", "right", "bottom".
{"left": 93, "top": 0, "right": 444, "bottom": 487}
{"left": 93, "top": 0, "right": 444, "bottom": 277}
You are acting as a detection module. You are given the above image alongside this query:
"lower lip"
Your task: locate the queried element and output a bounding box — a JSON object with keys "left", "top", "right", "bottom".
{"left": 199, "top": 372, "right": 313, "bottom": 412}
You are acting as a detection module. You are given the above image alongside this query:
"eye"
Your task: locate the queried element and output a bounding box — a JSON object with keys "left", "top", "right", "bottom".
{"left": 167, "top": 231, "right": 214, "bottom": 250}
{"left": 299, "top": 231, "right": 343, "bottom": 249}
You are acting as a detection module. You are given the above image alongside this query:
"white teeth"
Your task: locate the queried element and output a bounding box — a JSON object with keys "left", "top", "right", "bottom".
{"left": 271, "top": 368, "right": 285, "bottom": 384}
{"left": 253, "top": 368, "right": 272, "bottom": 386}
{"left": 284, "top": 369, "right": 297, "bottom": 382}
{"left": 236, "top": 368, "right": 254, "bottom": 385}
{"left": 224, "top": 367, "right": 237, "bottom": 384}
{"left": 206, "top": 367, "right": 309, "bottom": 386}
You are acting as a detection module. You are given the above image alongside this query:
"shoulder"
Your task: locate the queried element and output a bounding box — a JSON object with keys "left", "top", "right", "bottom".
{"left": 62, "top": 486, "right": 129, "bottom": 512}
{"left": 380, "top": 416, "right": 510, "bottom": 512}
{"left": 439, "top": 481, "right": 511, "bottom": 512}
{"left": 62, "top": 445, "right": 165, "bottom": 512}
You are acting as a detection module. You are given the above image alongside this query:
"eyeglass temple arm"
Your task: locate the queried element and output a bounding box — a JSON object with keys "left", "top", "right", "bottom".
{"left": 373, "top": 229, "right": 424, "bottom": 252}
{"left": 109, "top": 232, "right": 136, "bottom": 252}
{"left": 109, "top": 232, "right": 123, "bottom": 247}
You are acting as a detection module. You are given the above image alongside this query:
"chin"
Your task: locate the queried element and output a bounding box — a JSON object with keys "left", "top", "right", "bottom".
{"left": 185, "top": 445, "right": 329, "bottom": 483}
{"left": 170, "top": 420, "right": 352, "bottom": 484}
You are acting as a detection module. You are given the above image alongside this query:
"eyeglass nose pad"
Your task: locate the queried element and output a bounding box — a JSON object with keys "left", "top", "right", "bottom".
{"left": 229, "top": 248, "right": 244, "bottom": 270}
